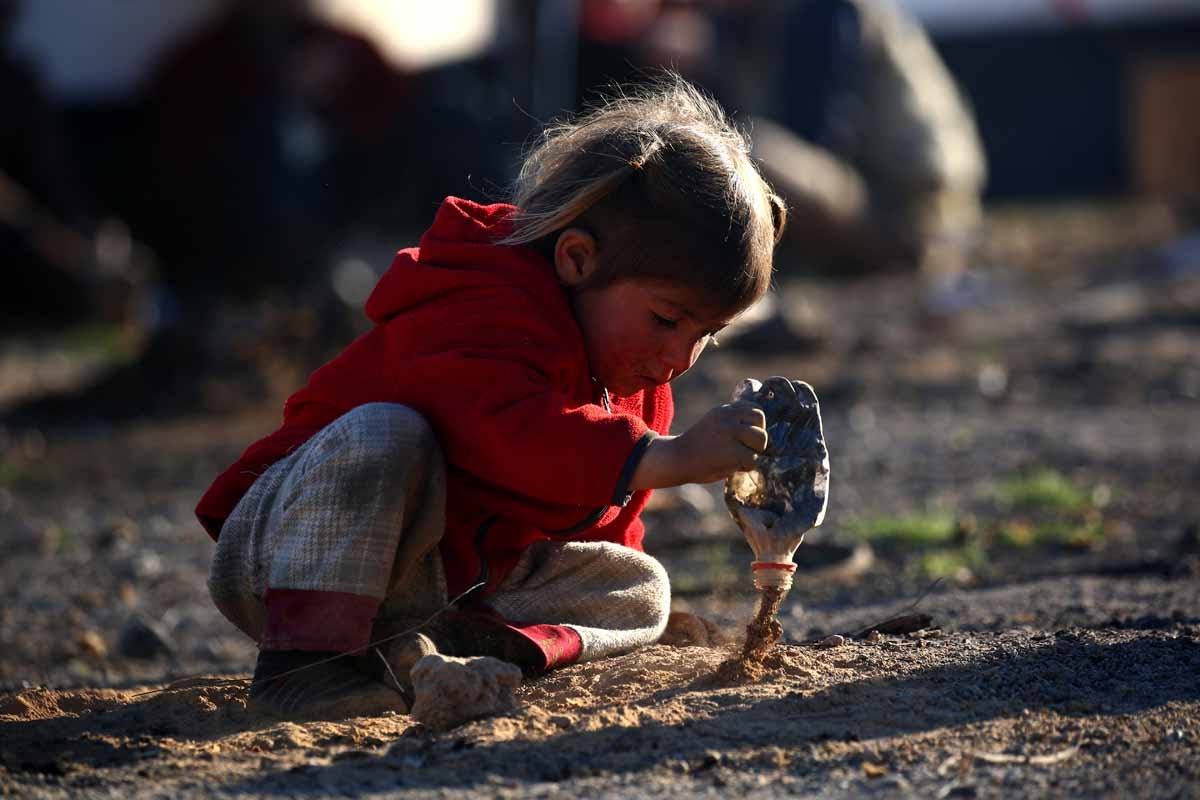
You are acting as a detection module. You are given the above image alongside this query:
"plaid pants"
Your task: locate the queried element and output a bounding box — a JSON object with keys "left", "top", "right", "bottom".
{"left": 208, "top": 403, "right": 669, "bottom": 663}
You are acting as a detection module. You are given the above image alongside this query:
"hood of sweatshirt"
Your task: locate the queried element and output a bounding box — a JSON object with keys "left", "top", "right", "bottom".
{"left": 364, "top": 196, "right": 561, "bottom": 325}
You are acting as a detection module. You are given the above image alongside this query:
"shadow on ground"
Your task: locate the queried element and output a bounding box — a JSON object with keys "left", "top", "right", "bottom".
{"left": 200, "top": 631, "right": 1200, "bottom": 793}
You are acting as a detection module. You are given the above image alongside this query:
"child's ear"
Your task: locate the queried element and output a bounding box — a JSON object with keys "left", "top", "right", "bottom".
{"left": 553, "top": 228, "right": 598, "bottom": 286}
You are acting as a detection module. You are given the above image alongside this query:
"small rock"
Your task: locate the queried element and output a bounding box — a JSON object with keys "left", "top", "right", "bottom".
{"left": 76, "top": 630, "right": 108, "bottom": 659}
{"left": 864, "top": 629, "right": 882, "bottom": 643}
{"left": 130, "top": 551, "right": 164, "bottom": 579}
{"left": 977, "top": 362, "right": 1008, "bottom": 398}
{"left": 96, "top": 518, "right": 138, "bottom": 551}
{"left": 908, "top": 628, "right": 944, "bottom": 640}
{"left": 815, "top": 634, "right": 845, "bottom": 649}
{"left": 409, "top": 654, "right": 522, "bottom": 731}
{"left": 118, "top": 615, "right": 173, "bottom": 660}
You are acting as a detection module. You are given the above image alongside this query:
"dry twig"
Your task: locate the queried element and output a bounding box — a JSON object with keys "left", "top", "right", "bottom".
{"left": 938, "top": 742, "right": 1081, "bottom": 776}
{"left": 967, "top": 744, "right": 1080, "bottom": 765}
{"left": 799, "top": 579, "right": 943, "bottom": 646}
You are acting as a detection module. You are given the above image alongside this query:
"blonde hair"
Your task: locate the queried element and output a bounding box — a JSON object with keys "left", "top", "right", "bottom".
{"left": 502, "top": 74, "right": 786, "bottom": 316}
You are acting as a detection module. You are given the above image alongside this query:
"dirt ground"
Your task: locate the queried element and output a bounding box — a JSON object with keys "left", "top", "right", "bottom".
{"left": 1, "top": 201, "right": 1199, "bottom": 798}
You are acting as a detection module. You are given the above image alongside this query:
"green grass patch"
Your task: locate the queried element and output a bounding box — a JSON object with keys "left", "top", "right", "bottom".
{"left": 846, "top": 513, "right": 958, "bottom": 546}
{"left": 0, "top": 459, "right": 50, "bottom": 490}
{"left": 0, "top": 459, "right": 21, "bottom": 486}
{"left": 0, "top": 457, "right": 61, "bottom": 492}
{"left": 41, "top": 524, "right": 67, "bottom": 555}
{"left": 918, "top": 541, "right": 986, "bottom": 579}
{"left": 997, "top": 517, "right": 1103, "bottom": 550}
{"left": 58, "top": 323, "right": 140, "bottom": 361}
{"left": 996, "top": 469, "right": 1088, "bottom": 513}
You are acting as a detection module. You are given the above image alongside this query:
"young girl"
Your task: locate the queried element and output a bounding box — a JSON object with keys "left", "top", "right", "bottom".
{"left": 197, "top": 75, "right": 786, "bottom": 719}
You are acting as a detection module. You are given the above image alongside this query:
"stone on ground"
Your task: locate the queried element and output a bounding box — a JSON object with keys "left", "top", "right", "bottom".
{"left": 409, "top": 654, "right": 522, "bottom": 731}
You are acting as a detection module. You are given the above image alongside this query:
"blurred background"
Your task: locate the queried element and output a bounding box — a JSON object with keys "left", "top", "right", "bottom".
{"left": 0, "top": 0, "right": 1198, "bottom": 687}
{"left": 2, "top": 0, "right": 1199, "bottom": 415}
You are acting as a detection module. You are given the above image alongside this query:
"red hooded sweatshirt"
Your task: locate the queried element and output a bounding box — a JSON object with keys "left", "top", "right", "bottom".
{"left": 196, "top": 197, "right": 672, "bottom": 639}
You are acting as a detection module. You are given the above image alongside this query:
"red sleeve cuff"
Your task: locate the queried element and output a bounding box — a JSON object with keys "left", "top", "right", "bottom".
{"left": 261, "top": 588, "right": 379, "bottom": 652}
{"left": 504, "top": 623, "right": 584, "bottom": 671}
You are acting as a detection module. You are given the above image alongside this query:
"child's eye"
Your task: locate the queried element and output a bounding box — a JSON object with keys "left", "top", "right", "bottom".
{"left": 652, "top": 313, "right": 678, "bottom": 329}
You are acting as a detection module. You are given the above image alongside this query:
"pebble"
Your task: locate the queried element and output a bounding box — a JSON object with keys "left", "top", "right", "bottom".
{"left": 76, "top": 629, "right": 109, "bottom": 659}
{"left": 118, "top": 615, "right": 174, "bottom": 660}
{"left": 909, "top": 628, "right": 944, "bottom": 640}
{"left": 409, "top": 654, "right": 522, "bottom": 731}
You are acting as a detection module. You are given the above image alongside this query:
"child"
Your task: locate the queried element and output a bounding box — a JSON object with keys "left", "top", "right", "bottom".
{"left": 197, "top": 74, "right": 786, "bottom": 719}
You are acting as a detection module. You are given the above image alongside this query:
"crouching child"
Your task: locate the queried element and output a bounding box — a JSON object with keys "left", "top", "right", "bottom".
{"left": 196, "top": 75, "right": 786, "bottom": 719}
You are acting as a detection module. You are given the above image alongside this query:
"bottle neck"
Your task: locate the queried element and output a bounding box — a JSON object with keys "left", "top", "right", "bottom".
{"left": 752, "top": 561, "right": 796, "bottom": 592}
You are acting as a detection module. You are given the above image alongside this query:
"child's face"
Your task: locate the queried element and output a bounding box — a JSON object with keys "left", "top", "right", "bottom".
{"left": 571, "top": 278, "right": 730, "bottom": 396}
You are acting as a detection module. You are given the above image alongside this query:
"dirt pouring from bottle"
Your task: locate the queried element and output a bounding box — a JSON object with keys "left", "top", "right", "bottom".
{"left": 715, "top": 585, "right": 789, "bottom": 683}
{"left": 717, "top": 377, "right": 831, "bottom": 683}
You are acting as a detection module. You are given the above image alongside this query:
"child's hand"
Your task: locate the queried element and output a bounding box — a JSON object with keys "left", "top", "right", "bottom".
{"left": 632, "top": 402, "right": 767, "bottom": 489}
{"left": 675, "top": 402, "right": 769, "bottom": 483}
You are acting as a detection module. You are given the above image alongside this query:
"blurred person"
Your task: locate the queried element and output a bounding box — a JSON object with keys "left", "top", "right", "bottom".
{"left": 747, "top": 0, "right": 987, "bottom": 279}
{"left": 3, "top": 0, "right": 414, "bottom": 422}
{"left": 0, "top": 0, "right": 147, "bottom": 333}
{"left": 197, "top": 76, "right": 786, "bottom": 719}
{"left": 586, "top": 0, "right": 986, "bottom": 280}
{"left": 576, "top": 0, "right": 663, "bottom": 104}
{"left": 144, "top": 0, "right": 410, "bottom": 300}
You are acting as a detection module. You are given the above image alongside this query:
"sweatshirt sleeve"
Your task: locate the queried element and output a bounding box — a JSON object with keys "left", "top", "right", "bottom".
{"left": 393, "top": 346, "right": 652, "bottom": 509}
{"left": 364, "top": 278, "right": 665, "bottom": 508}
{"left": 295, "top": 277, "right": 659, "bottom": 511}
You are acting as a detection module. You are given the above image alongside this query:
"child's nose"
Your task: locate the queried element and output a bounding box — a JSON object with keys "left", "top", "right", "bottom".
{"left": 660, "top": 337, "right": 701, "bottom": 375}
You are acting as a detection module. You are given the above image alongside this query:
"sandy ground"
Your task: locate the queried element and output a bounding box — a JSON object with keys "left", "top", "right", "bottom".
{"left": 3, "top": 616, "right": 1198, "bottom": 798}
{"left": 1, "top": 201, "right": 1199, "bottom": 798}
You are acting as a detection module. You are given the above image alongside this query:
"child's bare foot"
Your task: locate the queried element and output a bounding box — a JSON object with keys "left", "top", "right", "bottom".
{"left": 248, "top": 650, "right": 406, "bottom": 720}
{"left": 376, "top": 610, "right": 543, "bottom": 673}
{"left": 376, "top": 632, "right": 440, "bottom": 704}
